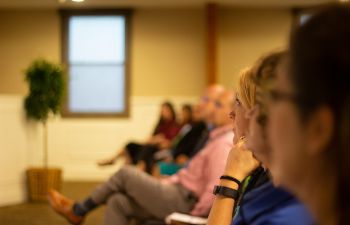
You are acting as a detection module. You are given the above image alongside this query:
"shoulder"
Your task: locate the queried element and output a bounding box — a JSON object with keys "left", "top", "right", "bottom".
{"left": 238, "top": 183, "right": 315, "bottom": 225}
{"left": 260, "top": 199, "right": 315, "bottom": 225}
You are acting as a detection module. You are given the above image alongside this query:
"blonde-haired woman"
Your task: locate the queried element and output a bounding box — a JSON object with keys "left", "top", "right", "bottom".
{"left": 207, "top": 51, "right": 314, "bottom": 225}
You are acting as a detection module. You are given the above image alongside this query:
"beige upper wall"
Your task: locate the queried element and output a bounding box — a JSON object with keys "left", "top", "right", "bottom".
{"left": 131, "top": 9, "right": 205, "bottom": 96}
{"left": 0, "top": 8, "right": 292, "bottom": 96}
{"left": 0, "top": 8, "right": 206, "bottom": 96}
{"left": 218, "top": 8, "right": 292, "bottom": 89}
{"left": 0, "top": 10, "right": 60, "bottom": 94}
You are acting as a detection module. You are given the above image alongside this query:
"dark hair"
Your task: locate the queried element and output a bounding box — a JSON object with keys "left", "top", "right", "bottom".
{"left": 153, "top": 101, "right": 177, "bottom": 135}
{"left": 182, "top": 104, "right": 193, "bottom": 124}
{"left": 253, "top": 50, "right": 286, "bottom": 127}
{"left": 289, "top": 4, "right": 350, "bottom": 224}
{"left": 161, "top": 101, "right": 177, "bottom": 122}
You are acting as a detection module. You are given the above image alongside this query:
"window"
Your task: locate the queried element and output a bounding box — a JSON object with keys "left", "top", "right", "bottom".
{"left": 61, "top": 10, "right": 131, "bottom": 117}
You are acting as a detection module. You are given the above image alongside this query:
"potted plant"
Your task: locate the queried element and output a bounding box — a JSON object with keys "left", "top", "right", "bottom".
{"left": 24, "top": 59, "right": 65, "bottom": 201}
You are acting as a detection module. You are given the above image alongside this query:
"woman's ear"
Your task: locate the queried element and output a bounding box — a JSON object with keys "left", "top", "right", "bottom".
{"left": 306, "top": 106, "right": 334, "bottom": 156}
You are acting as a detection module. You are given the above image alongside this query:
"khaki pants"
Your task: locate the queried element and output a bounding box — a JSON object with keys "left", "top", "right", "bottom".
{"left": 90, "top": 166, "right": 196, "bottom": 225}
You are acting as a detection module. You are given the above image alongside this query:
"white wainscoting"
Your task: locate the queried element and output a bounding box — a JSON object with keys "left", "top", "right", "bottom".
{"left": 0, "top": 94, "right": 197, "bottom": 181}
{"left": 46, "top": 96, "right": 197, "bottom": 181}
{"left": 0, "top": 94, "right": 197, "bottom": 206}
{"left": 0, "top": 95, "right": 28, "bottom": 206}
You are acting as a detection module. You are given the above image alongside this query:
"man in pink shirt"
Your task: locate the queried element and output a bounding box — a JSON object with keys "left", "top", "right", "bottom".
{"left": 48, "top": 88, "right": 234, "bottom": 225}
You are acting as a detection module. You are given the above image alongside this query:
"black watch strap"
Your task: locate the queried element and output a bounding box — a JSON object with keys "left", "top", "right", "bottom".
{"left": 213, "top": 185, "right": 239, "bottom": 200}
{"left": 220, "top": 175, "right": 241, "bottom": 187}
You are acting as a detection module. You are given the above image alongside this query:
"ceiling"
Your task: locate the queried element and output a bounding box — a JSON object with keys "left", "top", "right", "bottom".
{"left": 0, "top": 0, "right": 338, "bottom": 9}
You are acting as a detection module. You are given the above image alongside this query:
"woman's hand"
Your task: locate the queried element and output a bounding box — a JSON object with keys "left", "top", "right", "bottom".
{"left": 224, "top": 137, "right": 260, "bottom": 181}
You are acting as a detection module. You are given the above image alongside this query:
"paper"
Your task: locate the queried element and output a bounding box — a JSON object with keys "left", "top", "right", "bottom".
{"left": 165, "top": 212, "right": 207, "bottom": 225}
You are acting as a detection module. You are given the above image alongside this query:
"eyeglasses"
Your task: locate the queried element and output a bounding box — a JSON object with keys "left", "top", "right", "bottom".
{"left": 201, "top": 96, "right": 215, "bottom": 104}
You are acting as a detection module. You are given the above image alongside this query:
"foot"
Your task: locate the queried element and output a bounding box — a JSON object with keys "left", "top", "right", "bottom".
{"left": 97, "top": 157, "right": 116, "bottom": 166}
{"left": 48, "top": 189, "right": 84, "bottom": 225}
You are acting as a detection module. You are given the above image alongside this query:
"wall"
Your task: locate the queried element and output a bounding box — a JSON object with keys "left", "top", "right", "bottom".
{"left": 28, "top": 95, "right": 197, "bottom": 181}
{"left": 0, "top": 95, "right": 28, "bottom": 206}
{"left": 0, "top": 8, "right": 292, "bottom": 94}
{"left": 131, "top": 9, "right": 206, "bottom": 96}
{"left": 0, "top": 9, "right": 206, "bottom": 96}
{"left": 218, "top": 8, "right": 292, "bottom": 89}
{"left": 0, "top": 10, "right": 60, "bottom": 95}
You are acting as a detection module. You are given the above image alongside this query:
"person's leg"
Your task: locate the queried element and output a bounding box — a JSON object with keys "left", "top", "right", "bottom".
{"left": 92, "top": 165, "right": 195, "bottom": 219}
{"left": 49, "top": 165, "right": 195, "bottom": 224}
{"left": 137, "top": 145, "right": 159, "bottom": 173}
{"left": 103, "top": 193, "right": 152, "bottom": 225}
{"left": 125, "top": 142, "right": 144, "bottom": 164}
{"left": 48, "top": 190, "right": 85, "bottom": 225}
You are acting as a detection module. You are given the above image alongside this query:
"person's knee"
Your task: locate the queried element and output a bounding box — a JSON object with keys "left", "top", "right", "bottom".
{"left": 106, "top": 194, "right": 131, "bottom": 216}
{"left": 119, "top": 164, "right": 134, "bottom": 173}
{"left": 116, "top": 165, "right": 137, "bottom": 178}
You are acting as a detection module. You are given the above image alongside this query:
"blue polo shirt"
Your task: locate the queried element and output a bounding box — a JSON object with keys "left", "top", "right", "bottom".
{"left": 232, "top": 181, "right": 315, "bottom": 225}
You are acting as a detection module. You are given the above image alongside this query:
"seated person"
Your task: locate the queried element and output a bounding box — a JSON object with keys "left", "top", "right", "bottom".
{"left": 170, "top": 104, "right": 208, "bottom": 163}
{"left": 267, "top": 6, "right": 350, "bottom": 224}
{"left": 154, "top": 104, "right": 209, "bottom": 176}
{"left": 133, "top": 85, "right": 226, "bottom": 175}
{"left": 48, "top": 90, "right": 235, "bottom": 225}
{"left": 207, "top": 52, "right": 314, "bottom": 225}
{"left": 97, "top": 101, "right": 181, "bottom": 167}
{"left": 178, "top": 104, "right": 194, "bottom": 131}
{"left": 137, "top": 103, "right": 199, "bottom": 174}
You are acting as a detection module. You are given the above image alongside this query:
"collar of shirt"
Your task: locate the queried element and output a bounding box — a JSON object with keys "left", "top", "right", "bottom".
{"left": 209, "top": 124, "right": 233, "bottom": 140}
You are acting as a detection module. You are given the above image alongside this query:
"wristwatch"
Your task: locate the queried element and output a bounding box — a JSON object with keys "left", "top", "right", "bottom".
{"left": 213, "top": 185, "right": 239, "bottom": 200}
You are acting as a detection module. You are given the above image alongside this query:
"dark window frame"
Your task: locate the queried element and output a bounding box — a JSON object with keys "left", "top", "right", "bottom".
{"left": 60, "top": 9, "right": 132, "bottom": 118}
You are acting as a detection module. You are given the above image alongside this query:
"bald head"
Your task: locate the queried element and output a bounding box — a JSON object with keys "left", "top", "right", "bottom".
{"left": 219, "top": 90, "right": 235, "bottom": 106}
{"left": 206, "top": 84, "right": 225, "bottom": 101}
{"left": 199, "top": 84, "right": 226, "bottom": 124}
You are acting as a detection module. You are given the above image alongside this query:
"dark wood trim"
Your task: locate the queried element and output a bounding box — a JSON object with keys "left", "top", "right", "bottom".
{"left": 59, "top": 112, "right": 129, "bottom": 118}
{"left": 60, "top": 9, "right": 132, "bottom": 118}
{"left": 206, "top": 3, "right": 218, "bottom": 85}
{"left": 59, "top": 8, "right": 132, "bottom": 17}
{"left": 60, "top": 10, "right": 70, "bottom": 117}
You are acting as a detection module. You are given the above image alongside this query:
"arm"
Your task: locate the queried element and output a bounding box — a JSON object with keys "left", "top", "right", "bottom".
{"left": 190, "top": 142, "right": 232, "bottom": 216}
{"left": 206, "top": 139, "right": 260, "bottom": 225}
{"left": 206, "top": 180, "right": 239, "bottom": 225}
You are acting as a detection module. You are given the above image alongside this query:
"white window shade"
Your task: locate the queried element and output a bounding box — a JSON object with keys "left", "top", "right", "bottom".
{"left": 65, "top": 14, "right": 128, "bottom": 115}
{"left": 69, "top": 65, "right": 125, "bottom": 113}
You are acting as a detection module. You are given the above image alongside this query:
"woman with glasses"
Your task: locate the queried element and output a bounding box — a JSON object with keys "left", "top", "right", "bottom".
{"left": 268, "top": 4, "right": 350, "bottom": 225}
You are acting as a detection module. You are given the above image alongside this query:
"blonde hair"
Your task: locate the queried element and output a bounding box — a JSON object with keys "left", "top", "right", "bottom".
{"left": 236, "top": 67, "right": 257, "bottom": 109}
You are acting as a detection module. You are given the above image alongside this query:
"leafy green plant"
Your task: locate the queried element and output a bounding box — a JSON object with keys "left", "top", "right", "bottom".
{"left": 24, "top": 59, "right": 65, "bottom": 168}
